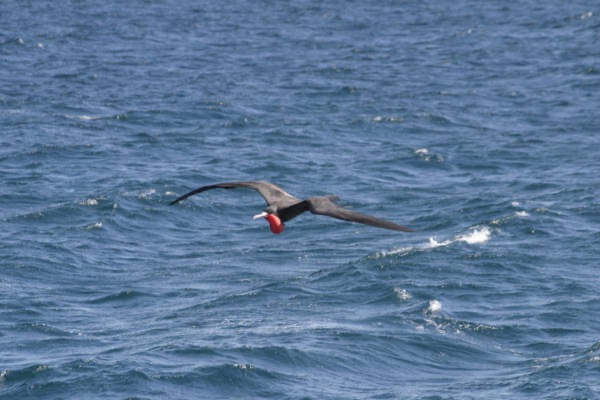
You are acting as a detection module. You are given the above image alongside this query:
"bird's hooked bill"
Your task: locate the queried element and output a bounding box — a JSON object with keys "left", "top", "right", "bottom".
{"left": 253, "top": 211, "right": 269, "bottom": 220}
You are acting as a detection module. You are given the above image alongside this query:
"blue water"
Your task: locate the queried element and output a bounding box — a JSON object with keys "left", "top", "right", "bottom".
{"left": 2, "top": 1, "right": 599, "bottom": 398}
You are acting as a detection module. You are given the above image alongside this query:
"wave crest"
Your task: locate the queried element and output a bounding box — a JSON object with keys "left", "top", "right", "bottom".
{"left": 375, "top": 226, "right": 492, "bottom": 258}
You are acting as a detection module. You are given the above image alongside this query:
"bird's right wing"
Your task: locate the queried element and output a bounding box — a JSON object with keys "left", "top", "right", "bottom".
{"left": 169, "top": 181, "right": 301, "bottom": 208}
{"left": 307, "top": 196, "right": 414, "bottom": 232}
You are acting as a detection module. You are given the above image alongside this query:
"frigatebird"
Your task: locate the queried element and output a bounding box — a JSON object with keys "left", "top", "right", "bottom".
{"left": 169, "top": 180, "right": 413, "bottom": 234}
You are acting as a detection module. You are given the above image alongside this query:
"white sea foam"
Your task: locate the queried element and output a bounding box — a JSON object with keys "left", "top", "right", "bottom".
{"left": 456, "top": 226, "right": 491, "bottom": 244}
{"left": 511, "top": 201, "right": 530, "bottom": 217}
{"left": 233, "top": 363, "right": 255, "bottom": 370}
{"left": 426, "top": 237, "right": 449, "bottom": 248}
{"left": 80, "top": 198, "right": 98, "bottom": 206}
{"left": 379, "top": 245, "right": 416, "bottom": 257}
{"left": 376, "top": 226, "right": 492, "bottom": 258}
{"left": 394, "top": 288, "right": 411, "bottom": 301}
{"left": 139, "top": 189, "right": 157, "bottom": 199}
{"left": 373, "top": 115, "right": 403, "bottom": 123}
{"left": 414, "top": 147, "right": 444, "bottom": 162}
{"left": 429, "top": 226, "right": 491, "bottom": 248}
{"left": 64, "top": 114, "right": 102, "bottom": 121}
{"left": 83, "top": 222, "right": 103, "bottom": 230}
{"left": 428, "top": 300, "right": 442, "bottom": 313}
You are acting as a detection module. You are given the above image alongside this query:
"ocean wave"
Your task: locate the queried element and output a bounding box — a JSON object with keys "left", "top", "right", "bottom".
{"left": 81, "top": 221, "right": 103, "bottom": 230}
{"left": 62, "top": 113, "right": 128, "bottom": 121}
{"left": 414, "top": 148, "right": 445, "bottom": 162}
{"left": 87, "top": 290, "right": 153, "bottom": 304}
{"left": 0, "top": 364, "right": 50, "bottom": 384}
{"left": 374, "top": 225, "right": 492, "bottom": 258}
{"left": 78, "top": 198, "right": 99, "bottom": 206}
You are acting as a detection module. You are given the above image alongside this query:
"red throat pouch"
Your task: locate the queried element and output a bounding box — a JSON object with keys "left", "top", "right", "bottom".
{"left": 265, "top": 214, "right": 284, "bottom": 234}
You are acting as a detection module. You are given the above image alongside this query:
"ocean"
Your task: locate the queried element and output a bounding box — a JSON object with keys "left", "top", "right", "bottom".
{"left": 1, "top": 1, "right": 599, "bottom": 399}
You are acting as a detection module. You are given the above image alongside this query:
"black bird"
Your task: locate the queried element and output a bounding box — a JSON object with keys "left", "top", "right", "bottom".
{"left": 169, "top": 180, "right": 414, "bottom": 234}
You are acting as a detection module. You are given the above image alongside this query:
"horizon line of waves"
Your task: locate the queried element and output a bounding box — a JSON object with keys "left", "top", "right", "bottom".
{"left": 373, "top": 225, "right": 492, "bottom": 258}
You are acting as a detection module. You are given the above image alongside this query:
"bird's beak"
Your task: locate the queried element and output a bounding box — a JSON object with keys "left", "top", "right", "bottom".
{"left": 253, "top": 211, "right": 268, "bottom": 220}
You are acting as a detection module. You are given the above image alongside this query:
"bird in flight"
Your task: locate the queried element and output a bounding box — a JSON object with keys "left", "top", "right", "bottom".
{"left": 169, "top": 180, "right": 414, "bottom": 234}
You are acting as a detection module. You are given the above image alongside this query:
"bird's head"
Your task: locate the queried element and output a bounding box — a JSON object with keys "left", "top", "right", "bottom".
{"left": 253, "top": 206, "right": 284, "bottom": 234}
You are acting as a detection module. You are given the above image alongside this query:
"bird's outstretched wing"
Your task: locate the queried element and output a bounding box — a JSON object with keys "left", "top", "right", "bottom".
{"left": 169, "top": 181, "right": 301, "bottom": 208}
{"left": 307, "top": 196, "right": 414, "bottom": 232}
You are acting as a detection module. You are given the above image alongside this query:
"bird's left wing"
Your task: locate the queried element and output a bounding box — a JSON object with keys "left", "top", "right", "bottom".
{"left": 169, "top": 181, "right": 301, "bottom": 208}
{"left": 307, "top": 196, "right": 414, "bottom": 232}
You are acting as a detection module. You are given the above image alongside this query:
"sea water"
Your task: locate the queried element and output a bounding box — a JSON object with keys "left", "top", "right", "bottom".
{"left": 1, "top": 1, "right": 599, "bottom": 399}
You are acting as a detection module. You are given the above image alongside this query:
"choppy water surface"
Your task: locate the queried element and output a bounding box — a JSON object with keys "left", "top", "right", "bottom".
{"left": 2, "top": 1, "right": 599, "bottom": 399}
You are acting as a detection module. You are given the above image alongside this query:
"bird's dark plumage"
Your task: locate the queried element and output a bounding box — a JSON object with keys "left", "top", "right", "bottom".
{"left": 170, "top": 180, "right": 413, "bottom": 233}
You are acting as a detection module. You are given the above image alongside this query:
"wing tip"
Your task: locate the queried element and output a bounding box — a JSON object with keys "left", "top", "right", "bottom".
{"left": 169, "top": 193, "right": 191, "bottom": 205}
